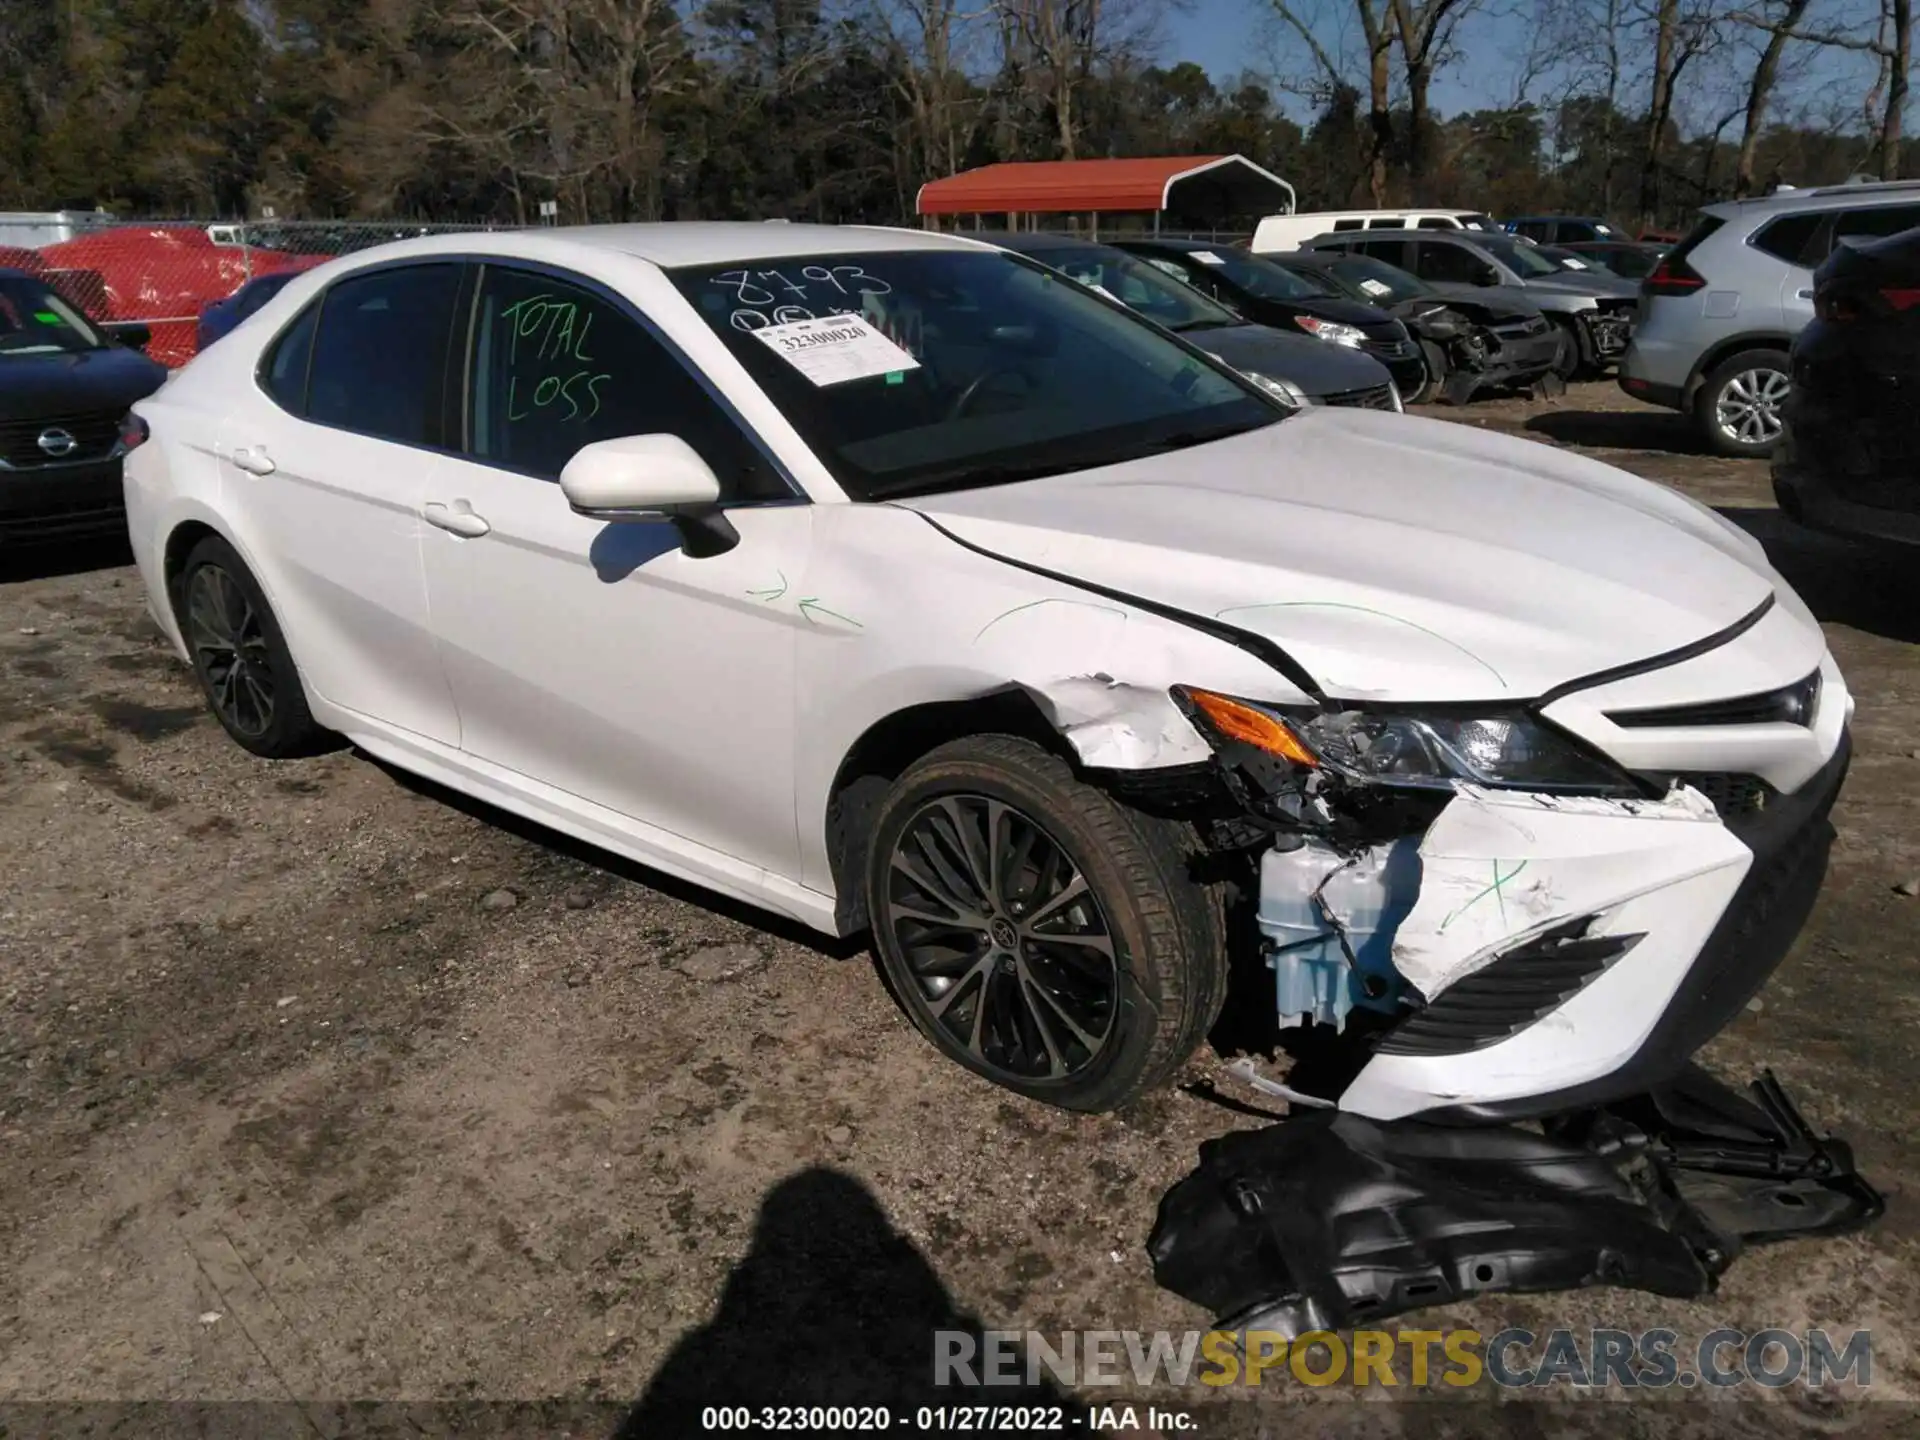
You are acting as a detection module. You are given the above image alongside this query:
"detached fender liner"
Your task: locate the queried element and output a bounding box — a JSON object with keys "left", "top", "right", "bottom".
{"left": 1149, "top": 1064, "right": 1882, "bottom": 1337}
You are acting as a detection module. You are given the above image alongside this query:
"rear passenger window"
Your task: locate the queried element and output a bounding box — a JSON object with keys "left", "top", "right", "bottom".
{"left": 1416, "top": 217, "right": 1454, "bottom": 229}
{"left": 467, "top": 265, "right": 783, "bottom": 499}
{"left": 306, "top": 264, "right": 462, "bottom": 446}
{"left": 1834, "top": 204, "right": 1920, "bottom": 243}
{"left": 1332, "top": 219, "right": 1365, "bottom": 231}
{"left": 1367, "top": 217, "right": 1405, "bottom": 228}
{"left": 1751, "top": 212, "right": 1826, "bottom": 266}
{"left": 261, "top": 303, "right": 319, "bottom": 413}
{"left": 1355, "top": 238, "right": 1409, "bottom": 266}
{"left": 1414, "top": 240, "right": 1485, "bottom": 283}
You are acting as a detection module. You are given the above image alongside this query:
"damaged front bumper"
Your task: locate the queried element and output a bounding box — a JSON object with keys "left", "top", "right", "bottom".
{"left": 1250, "top": 729, "right": 1849, "bottom": 1123}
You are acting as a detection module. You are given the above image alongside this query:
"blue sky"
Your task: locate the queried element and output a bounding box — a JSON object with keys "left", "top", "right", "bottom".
{"left": 1166, "top": 0, "right": 1879, "bottom": 129}
{"left": 1170, "top": 0, "right": 1524, "bottom": 115}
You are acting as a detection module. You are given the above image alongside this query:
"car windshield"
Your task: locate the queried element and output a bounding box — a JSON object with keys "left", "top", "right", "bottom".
{"left": 1322, "top": 254, "right": 1434, "bottom": 304}
{"left": 1585, "top": 245, "right": 1661, "bottom": 279}
{"left": 1472, "top": 235, "right": 1561, "bottom": 278}
{"left": 1183, "top": 249, "right": 1328, "bottom": 300}
{"left": 1253, "top": 260, "right": 1345, "bottom": 299}
{"left": 0, "top": 275, "right": 105, "bottom": 356}
{"left": 670, "top": 249, "right": 1282, "bottom": 501}
{"left": 1029, "top": 245, "right": 1243, "bottom": 333}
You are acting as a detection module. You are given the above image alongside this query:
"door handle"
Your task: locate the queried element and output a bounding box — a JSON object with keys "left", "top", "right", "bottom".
{"left": 1797, "top": 288, "right": 1815, "bottom": 299}
{"left": 423, "top": 499, "right": 491, "bottom": 538}
{"left": 230, "top": 446, "right": 276, "bottom": 476}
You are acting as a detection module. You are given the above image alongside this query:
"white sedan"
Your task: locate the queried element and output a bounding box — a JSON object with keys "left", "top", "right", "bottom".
{"left": 125, "top": 223, "right": 1851, "bottom": 1119}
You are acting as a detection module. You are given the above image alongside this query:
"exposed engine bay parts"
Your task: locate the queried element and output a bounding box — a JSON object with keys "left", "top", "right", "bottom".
{"left": 1148, "top": 1065, "right": 1884, "bottom": 1338}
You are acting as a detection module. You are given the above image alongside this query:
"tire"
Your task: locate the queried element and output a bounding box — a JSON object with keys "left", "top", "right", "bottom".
{"left": 1694, "top": 348, "right": 1791, "bottom": 458}
{"left": 865, "top": 734, "right": 1227, "bottom": 1112}
{"left": 175, "top": 535, "right": 329, "bottom": 758}
{"left": 1549, "top": 316, "right": 1583, "bottom": 380}
{"left": 1411, "top": 339, "right": 1447, "bottom": 404}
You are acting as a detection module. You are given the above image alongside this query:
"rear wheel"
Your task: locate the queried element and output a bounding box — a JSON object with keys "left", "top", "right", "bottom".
{"left": 865, "top": 734, "right": 1226, "bottom": 1112}
{"left": 176, "top": 535, "right": 328, "bottom": 758}
{"left": 1695, "top": 349, "right": 1791, "bottom": 458}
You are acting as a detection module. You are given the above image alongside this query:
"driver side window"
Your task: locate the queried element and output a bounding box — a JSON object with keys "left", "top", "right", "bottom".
{"left": 466, "top": 265, "right": 786, "bottom": 500}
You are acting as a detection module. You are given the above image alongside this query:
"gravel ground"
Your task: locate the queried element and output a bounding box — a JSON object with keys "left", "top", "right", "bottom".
{"left": 1, "top": 382, "right": 1916, "bottom": 1438}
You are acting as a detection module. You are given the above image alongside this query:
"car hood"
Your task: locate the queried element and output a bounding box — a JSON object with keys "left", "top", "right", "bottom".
{"left": 1191, "top": 323, "right": 1392, "bottom": 396}
{"left": 0, "top": 344, "right": 168, "bottom": 421}
{"left": 897, "top": 408, "right": 1779, "bottom": 704}
{"left": 1427, "top": 281, "right": 1556, "bottom": 315}
{"left": 1518, "top": 270, "right": 1641, "bottom": 300}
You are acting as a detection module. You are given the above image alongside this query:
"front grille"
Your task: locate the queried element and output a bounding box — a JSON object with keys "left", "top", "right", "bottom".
{"left": 1366, "top": 339, "right": 1417, "bottom": 359}
{"left": 1608, "top": 670, "right": 1820, "bottom": 730}
{"left": 0, "top": 410, "right": 122, "bottom": 468}
{"left": 1377, "top": 918, "right": 1642, "bottom": 1057}
{"left": 1323, "top": 384, "right": 1398, "bottom": 411}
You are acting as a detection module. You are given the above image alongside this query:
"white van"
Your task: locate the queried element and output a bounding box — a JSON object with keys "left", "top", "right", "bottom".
{"left": 0, "top": 209, "right": 113, "bottom": 250}
{"left": 1252, "top": 208, "right": 1499, "bottom": 253}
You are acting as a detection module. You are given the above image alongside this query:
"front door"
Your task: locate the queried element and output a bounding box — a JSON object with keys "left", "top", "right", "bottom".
{"left": 418, "top": 261, "right": 812, "bottom": 881}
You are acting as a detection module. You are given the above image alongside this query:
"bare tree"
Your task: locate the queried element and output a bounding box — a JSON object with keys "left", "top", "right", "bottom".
{"left": 1266, "top": 0, "right": 1395, "bottom": 202}
{"left": 1387, "top": 0, "right": 1477, "bottom": 194}
{"left": 871, "top": 0, "right": 987, "bottom": 185}
{"left": 1637, "top": 0, "right": 1724, "bottom": 223}
{"left": 995, "top": 0, "right": 1166, "bottom": 158}
{"left": 1733, "top": 0, "right": 1912, "bottom": 175}
{"left": 1729, "top": 0, "right": 1812, "bottom": 196}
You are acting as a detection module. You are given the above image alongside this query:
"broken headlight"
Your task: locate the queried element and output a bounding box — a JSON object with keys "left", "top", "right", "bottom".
{"left": 1181, "top": 690, "right": 1641, "bottom": 796}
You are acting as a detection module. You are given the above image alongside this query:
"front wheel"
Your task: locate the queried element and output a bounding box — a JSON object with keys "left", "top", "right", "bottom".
{"left": 1411, "top": 339, "right": 1448, "bottom": 404}
{"left": 1695, "top": 349, "right": 1791, "bottom": 458}
{"left": 865, "top": 734, "right": 1227, "bottom": 1112}
{"left": 1549, "top": 316, "right": 1584, "bottom": 380}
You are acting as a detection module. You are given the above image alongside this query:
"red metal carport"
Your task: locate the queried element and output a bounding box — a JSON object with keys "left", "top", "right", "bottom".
{"left": 915, "top": 155, "right": 1296, "bottom": 234}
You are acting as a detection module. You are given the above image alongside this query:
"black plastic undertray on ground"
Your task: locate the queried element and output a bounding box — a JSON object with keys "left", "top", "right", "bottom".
{"left": 1148, "top": 1064, "right": 1884, "bottom": 1337}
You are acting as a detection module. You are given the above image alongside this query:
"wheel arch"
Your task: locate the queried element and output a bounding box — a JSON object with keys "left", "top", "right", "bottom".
{"left": 823, "top": 687, "right": 1071, "bottom": 933}
{"left": 1683, "top": 332, "right": 1794, "bottom": 405}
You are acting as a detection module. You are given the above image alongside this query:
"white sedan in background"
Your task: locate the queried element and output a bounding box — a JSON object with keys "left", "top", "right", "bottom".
{"left": 126, "top": 223, "right": 1849, "bottom": 1120}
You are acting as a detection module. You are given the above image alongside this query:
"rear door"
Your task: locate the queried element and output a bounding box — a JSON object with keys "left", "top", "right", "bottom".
{"left": 217, "top": 262, "right": 463, "bottom": 744}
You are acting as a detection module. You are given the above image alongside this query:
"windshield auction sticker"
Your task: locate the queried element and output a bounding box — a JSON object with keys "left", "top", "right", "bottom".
{"left": 752, "top": 313, "right": 920, "bottom": 387}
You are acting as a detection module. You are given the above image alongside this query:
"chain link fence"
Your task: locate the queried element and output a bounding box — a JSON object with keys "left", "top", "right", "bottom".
{"left": 0, "top": 217, "right": 508, "bottom": 367}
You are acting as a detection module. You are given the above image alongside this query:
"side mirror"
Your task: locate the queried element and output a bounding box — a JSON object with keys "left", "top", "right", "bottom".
{"left": 559, "top": 434, "right": 738, "bottom": 557}
{"left": 106, "top": 320, "right": 152, "bottom": 350}
{"left": 1474, "top": 265, "right": 1501, "bottom": 287}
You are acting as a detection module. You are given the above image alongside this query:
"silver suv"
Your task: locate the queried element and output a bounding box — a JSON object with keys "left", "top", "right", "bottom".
{"left": 1620, "top": 180, "right": 1920, "bottom": 456}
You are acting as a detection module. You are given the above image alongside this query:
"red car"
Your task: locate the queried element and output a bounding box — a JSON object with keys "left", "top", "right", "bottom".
{"left": 38, "top": 227, "right": 326, "bottom": 367}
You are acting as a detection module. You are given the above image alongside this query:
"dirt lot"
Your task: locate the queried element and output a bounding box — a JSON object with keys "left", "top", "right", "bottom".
{"left": 1, "top": 383, "right": 1916, "bottom": 1437}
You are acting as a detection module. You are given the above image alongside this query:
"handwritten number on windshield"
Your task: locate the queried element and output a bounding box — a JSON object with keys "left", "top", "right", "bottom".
{"left": 715, "top": 264, "right": 894, "bottom": 322}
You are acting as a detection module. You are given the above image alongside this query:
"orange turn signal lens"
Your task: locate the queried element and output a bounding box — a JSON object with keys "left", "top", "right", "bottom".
{"left": 1185, "top": 690, "right": 1319, "bottom": 767}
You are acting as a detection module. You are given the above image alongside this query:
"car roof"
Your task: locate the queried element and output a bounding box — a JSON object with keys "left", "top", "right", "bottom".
{"left": 1311, "top": 228, "right": 1487, "bottom": 244}
{"left": 1703, "top": 180, "right": 1920, "bottom": 221}
{"left": 1115, "top": 237, "right": 1211, "bottom": 252}
{"left": 298, "top": 221, "right": 991, "bottom": 269}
